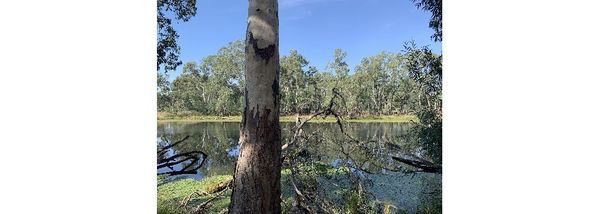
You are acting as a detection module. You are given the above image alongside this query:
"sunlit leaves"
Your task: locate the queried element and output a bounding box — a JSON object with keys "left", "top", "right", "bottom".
{"left": 157, "top": 0, "right": 197, "bottom": 72}
{"left": 411, "top": 0, "right": 442, "bottom": 42}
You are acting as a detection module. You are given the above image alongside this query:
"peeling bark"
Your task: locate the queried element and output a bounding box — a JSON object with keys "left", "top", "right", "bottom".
{"left": 229, "top": 0, "right": 281, "bottom": 213}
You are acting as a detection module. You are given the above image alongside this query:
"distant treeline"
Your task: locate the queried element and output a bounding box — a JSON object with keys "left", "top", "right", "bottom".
{"left": 158, "top": 40, "right": 441, "bottom": 117}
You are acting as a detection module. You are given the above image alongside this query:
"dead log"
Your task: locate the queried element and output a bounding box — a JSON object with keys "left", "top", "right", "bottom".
{"left": 391, "top": 155, "right": 441, "bottom": 173}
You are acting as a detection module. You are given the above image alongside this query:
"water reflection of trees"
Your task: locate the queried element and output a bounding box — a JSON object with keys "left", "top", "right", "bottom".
{"left": 157, "top": 122, "right": 240, "bottom": 177}
{"left": 279, "top": 102, "right": 441, "bottom": 213}
{"left": 157, "top": 122, "right": 441, "bottom": 212}
{"left": 158, "top": 122, "right": 430, "bottom": 169}
{"left": 157, "top": 135, "right": 208, "bottom": 177}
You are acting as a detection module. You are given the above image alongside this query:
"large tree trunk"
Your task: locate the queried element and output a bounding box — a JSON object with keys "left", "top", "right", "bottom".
{"left": 229, "top": 0, "right": 281, "bottom": 213}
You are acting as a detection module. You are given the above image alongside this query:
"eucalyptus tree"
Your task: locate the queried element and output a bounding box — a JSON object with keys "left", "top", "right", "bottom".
{"left": 402, "top": 42, "right": 442, "bottom": 164}
{"left": 326, "top": 48, "right": 351, "bottom": 114}
{"left": 394, "top": 76, "right": 419, "bottom": 114}
{"left": 229, "top": 0, "right": 282, "bottom": 212}
{"left": 329, "top": 48, "right": 350, "bottom": 79}
{"left": 411, "top": 0, "right": 442, "bottom": 42}
{"left": 405, "top": 0, "right": 443, "bottom": 165}
{"left": 170, "top": 62, "right": 208, "bottom": 113}
{"left": 164, "top": 46, "right": 431, "bottom": 116}
{"left": 280, "top": 49, "right": 310, "bottom": 114}
{"left": 381, "top": 52, "right": 405, "bottom": 114}
{"left": 314, "top": 71, "right": 337, "bottom": 112}
{"left": 353, "top": 52, "right": 412, "bottom": 115}
{"left": 199, "top": 40, "right": 245, "bottom": 115}
{"left": 157, "top": 72, "right": 171, "bottom": 111}
{"left": 162, "top": 41, "right": 247, "bottom": 115}
{"left": 353, "top": 53, "right": 390, "bottom": 114}
{"left": 157, "top": 0, "right": 197, "bottom": 71}
{"left": 302, "top": 66, "right": 322, "bottom": 112}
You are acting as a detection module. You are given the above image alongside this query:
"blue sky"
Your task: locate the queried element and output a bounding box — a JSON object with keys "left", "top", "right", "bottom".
{"left": 165, "top": 0, "right": 441, "bottom": 80}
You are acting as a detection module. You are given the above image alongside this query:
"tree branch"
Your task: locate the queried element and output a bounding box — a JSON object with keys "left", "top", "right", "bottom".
{"left": 157, "top": 135, "right": 208, "bottom": 176}
{"left": 391, "top": 155, "right": 441, "bottom": 173}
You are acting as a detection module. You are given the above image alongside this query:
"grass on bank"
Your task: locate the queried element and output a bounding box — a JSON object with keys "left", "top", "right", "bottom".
{"left": 157, "top": 163, "right": 348, "bottom": 214}
{"left": 157, "top": 112, "right": 417, "bottom": 123}
{"left": 158, "top": 175, "right": 232, "bottom": 214}
{"left": 158, "top": 162, "right": 440, "bottom": 214}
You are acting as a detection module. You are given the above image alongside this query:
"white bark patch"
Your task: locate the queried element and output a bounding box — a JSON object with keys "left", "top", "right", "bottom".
{"left": 248, "top": 15, "right": 275, "bottom": 48}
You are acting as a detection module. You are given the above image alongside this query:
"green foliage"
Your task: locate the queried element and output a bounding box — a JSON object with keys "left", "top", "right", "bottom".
{"left": 416, "top": 203, "right": 443, "bottom": 214}
{"left": 411, "top": 0, "right": 442, "bottom": 42}
{"left": 343, "top": 188, "right": 376, "bottom": 214}
{"left": 157, "top": 72, "right": 172, "bottom": 111}
{"left": 158, "top": 41, "right": 438, "bottom": 121}
{"left": 280, "top": 49, "right": 322, "bottom": 114}
{"left": 157, "top": 112, "right": 417, "bottom": 123}
{"left": 158, "top": 121, "right": 442, "bottom": 213}
{"left": 402, "top": 41, "right": 443, "bottom": 165}
{"left": 330, "top": 48, "right": 350, "bottom": 78}
{"left": 157, "top": 0, "right": 197, "bottom": 71}
{"left": 167, "top": 41, "right": 244, "bottom": 116}
{"left": 350, "top": 52, "right": 407, "bottom": 115}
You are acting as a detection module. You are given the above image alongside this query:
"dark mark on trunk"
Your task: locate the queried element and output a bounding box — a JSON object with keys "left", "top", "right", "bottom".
{"left": 242, "top": 88, "right": 249, "bottom": 129}
{"left": 271, "top": 78, "right": 279, "bottom": 107}
{"left": 244, "top": 106, "right": 275, "bottom": 142}
{"left": 248, "top": 32, "right": 275, "bottom": 63}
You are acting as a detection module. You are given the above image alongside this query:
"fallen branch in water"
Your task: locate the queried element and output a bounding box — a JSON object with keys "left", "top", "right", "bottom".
{"left": 281, "top": 87, "right": 446, "bottom": 212}
{"left": 392, "top": 155, "right": 441, "bottom": 173}
{"left": 158, "top": 135, "right": 190, "bottom": 157}
{"left": 157, "top": 135, "right": 208, "bottom": 176}
{"left": 287, "top": 167, "right": 316, "bottom": 214}
{"left": 281, "top": 88, "right": 343, "bottom": 151}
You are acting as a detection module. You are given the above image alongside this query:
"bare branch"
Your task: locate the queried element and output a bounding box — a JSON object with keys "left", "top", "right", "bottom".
{"left": 157, "top": 135, "right": 209, "bottom": 176}
{"left": 392, "top": 155, "right": 441, "bottom": 173}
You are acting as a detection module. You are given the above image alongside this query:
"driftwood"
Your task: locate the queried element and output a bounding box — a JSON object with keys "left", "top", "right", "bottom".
{"left": 178, "top": 180, "right": 233, "bottom": 214}
{"left": 180, "top": 191, "right": 209, "bottom": 207}
{"left": 392, "top": 155, "right": 441, "bottom": 173}
{"left": 208, "top": 179, "right": 232, "bottom": 193}
{"left": 191, "top": 193, "right": 221, "bottom": 214}
{"left": 191, "top": 180, "right": 232, "bottom": 214}
{"left": 282, "top": 88, "right": 363, "bottom": 213}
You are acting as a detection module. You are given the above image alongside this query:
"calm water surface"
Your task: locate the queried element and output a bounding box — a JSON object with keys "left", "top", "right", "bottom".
{"left": 157, "top": 122, "right": 441, "bottom": 212}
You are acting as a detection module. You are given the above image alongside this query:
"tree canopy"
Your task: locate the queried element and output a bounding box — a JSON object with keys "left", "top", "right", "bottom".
{"left": 411, "top": 0, "right": 442, "bottom": 42}
{"left": 157, "top": 0, "right": 197, "bottom": 72}
{"left": 158, "top": 40, "right": 440, "bottom": 118}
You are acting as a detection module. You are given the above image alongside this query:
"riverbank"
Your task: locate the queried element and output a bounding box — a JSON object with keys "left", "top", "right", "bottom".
{"left": 157, "top": 164, "right": 342, "bottom": 214}
{"left": 157, "top": 112, "right": 417, "bottom": 123}
{"left": 157, "top": 163, "right": 441, "bottom": 214}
